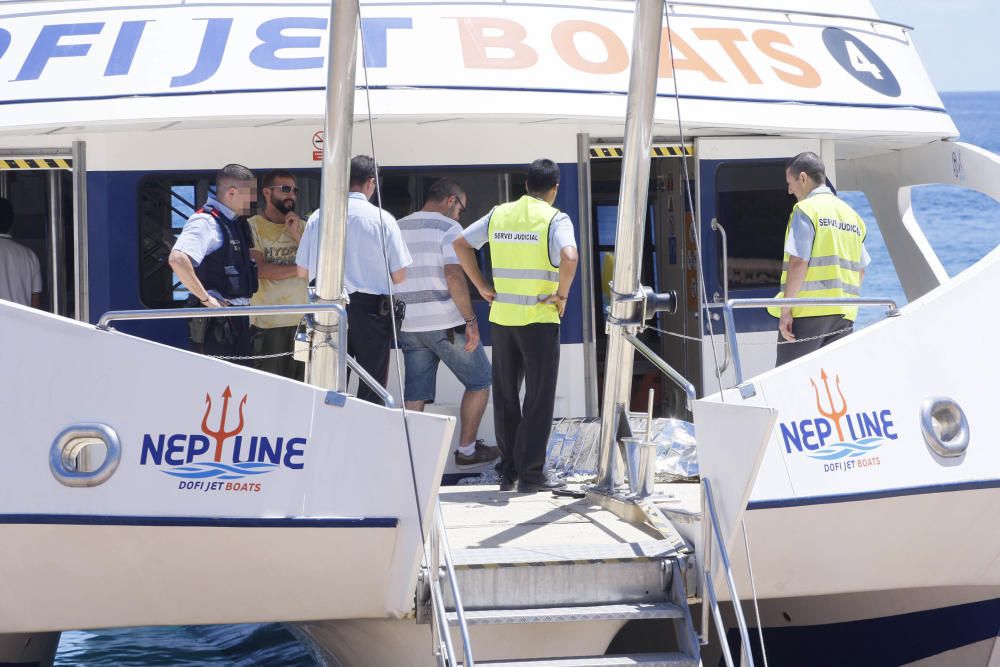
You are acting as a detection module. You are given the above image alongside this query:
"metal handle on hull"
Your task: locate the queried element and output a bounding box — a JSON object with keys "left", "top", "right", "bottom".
{"left": 50, "top": 423, "right": 122, "bottom": 487}
{"left": 920, "top": 397, "right": 970, "bottom": 458}
{"left": 710, "top": 219, "right": 731, "bottom": 377}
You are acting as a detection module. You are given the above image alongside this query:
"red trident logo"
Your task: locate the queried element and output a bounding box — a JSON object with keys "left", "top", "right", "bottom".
{"left": 811, "top": 369, "right": 848, "bottom": 442}
{"left": 201, "top": 386, "right": 247, "bottom": 462}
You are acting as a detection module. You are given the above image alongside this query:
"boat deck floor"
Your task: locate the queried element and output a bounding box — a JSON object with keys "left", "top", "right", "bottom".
{"left": 439, "top": 483, "right": 701, "bottom": 564}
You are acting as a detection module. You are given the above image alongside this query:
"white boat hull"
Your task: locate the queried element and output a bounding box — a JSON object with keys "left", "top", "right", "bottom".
{"left": 0, "top": 301, "right": 455, "bottom": 633}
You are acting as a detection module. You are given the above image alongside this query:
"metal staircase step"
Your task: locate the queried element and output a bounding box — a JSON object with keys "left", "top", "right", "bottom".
{"left": 448, "top": 543, "right": 676, "bottom": 609}
{"left": 446, "top": 601, "right": 684, "bottom": 626}
{"left": 471, "top": 652, "right": 698, "bottom": 667}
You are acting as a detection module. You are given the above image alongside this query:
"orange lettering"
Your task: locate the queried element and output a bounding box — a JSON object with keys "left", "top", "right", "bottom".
{"left": 454, "top": 18, "right": 538, "bottom": 69}
{"left": 752, "top": 29, "right": 821, "bottom": 88}
{"left": 693, "top": 27, "right": 761, "bottom": 84}
{"left": 658, "top": 28, "right": 724, "bottom": 82}
{"left": 551, "top": 21, "right": 628, "bottom": 75}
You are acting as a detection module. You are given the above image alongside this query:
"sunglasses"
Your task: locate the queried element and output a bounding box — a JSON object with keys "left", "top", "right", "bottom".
{"left": 269, "top": 185, "right": 300, "bottom": 194}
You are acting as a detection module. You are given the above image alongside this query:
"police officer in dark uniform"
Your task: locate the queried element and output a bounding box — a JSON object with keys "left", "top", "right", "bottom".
{"left": 168, "top": 164, "right": 259, "bottom": 363}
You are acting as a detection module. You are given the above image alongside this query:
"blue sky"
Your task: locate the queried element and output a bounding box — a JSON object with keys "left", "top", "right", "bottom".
{"left": 870, "top": 0, "right": 998, "bottom": 92}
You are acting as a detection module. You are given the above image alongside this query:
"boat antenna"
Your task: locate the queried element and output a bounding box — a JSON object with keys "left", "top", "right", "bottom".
{"left": 662, "top": 3, "right": 726, "bottom": 402}
{"left": 355, "top": 0, "right": 427, "bottom": 540}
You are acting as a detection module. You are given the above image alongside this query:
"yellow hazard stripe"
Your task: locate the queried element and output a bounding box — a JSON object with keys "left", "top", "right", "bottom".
{"left": 0, "top": 157, "right": 73, "bottom": 170}
{"left": 589, "top": 145, "right": 694, "bottom": 159}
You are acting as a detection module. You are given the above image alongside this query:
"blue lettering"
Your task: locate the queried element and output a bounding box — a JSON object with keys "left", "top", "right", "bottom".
{"left": 815, "top": 418, "right": 832, "bottom": 448}
{"left": 257, "top": 436, "right": 282, "bottom": 465}
{"left": 171, "top": 18, "right": 231, "bottom": 87}
{"left": 140, "top": 434, "right": 164, "bottom": 465}
{"left": 801, "top": 420, "right": 818, "bottom": 450}
{"left": 880, "top": 409, "right": 898, "bottom": 440}
{"left": 250, "top": 17, "right": 325, "bottom": 70}
{"left": 165, "top": 433, "right": 186, "bottom": 466}
{"left": 232, "top": 435, "right": 247, "bottom": 463}
{"left": 16, "top": 23, "right": 105, "bottom": 81}
{"left": 779, "top": 422, "right": 802, "bottom": 453}
{"left": 861, "top": 411, "right": 882, "bottom": 438}
{"left": 846, "top": 413, "right": 859, "bottom": 441}
{"left": 105, "top": 20, "right": 150, "bottom": 76}
{"left": 186, "top": 434, "right": 210, "bottom": 463}
{"left": 0, "top": 28, "right": 10, "bottom": 61}
{"left": 284, "top": 437, "right": 306, "bottom": 469}
{"left": 360, "top": 18, "right": 413, "bottom": 67}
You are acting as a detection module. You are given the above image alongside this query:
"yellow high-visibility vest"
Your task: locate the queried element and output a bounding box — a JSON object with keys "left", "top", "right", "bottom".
{"left": 487, "top": 195, "right": 561, "bottom": 326}
{"left": 768, "top": 192, "right": 866, "bottom": 321}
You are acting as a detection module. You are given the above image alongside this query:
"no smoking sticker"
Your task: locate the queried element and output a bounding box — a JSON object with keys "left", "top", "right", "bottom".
{"left": 312, "top": 131, "right": 324, "bottom": 161}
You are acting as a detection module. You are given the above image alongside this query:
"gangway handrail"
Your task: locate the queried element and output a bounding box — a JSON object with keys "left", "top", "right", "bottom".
{"left": 623, "top": 331, "right": 696, "bottom": 411}
{"left": 711, "top": 297, "right": 900, "bottom": 386}
{"left": 96, "top": 303, "right": 349, "bottom": 396}
{"left": 700, "top": 477, "right": 756, "bottom": 667}
{"left": 427, "top": 502, "right": 475, "bottom": 666}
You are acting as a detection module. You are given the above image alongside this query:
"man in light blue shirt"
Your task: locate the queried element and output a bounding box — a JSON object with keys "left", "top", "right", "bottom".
{"left": 296, "top": 155, "right": 411, "bottom": 402}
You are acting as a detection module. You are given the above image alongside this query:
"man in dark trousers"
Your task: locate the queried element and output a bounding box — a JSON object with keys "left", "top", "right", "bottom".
{"left": 770, "top": 152, "right": 870, "bottom": 365}
{"left": 297, "top": 155, "right": 412, "bottom": 402}
{"left": 454, "top": 159, "right": 578, "bottom": 492}
{"left": 169, "top": 164, "right": 259, "bottom": 363}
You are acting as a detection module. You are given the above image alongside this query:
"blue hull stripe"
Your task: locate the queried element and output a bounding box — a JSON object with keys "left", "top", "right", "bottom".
{"left": 728, "top": 597, "right": 1000, "bottom": 666}
{"left": 748, "top": 478, "right": 1000, "bottom": 510}
{"left": 0, "top": 514, "right": 398, "bottom": 528}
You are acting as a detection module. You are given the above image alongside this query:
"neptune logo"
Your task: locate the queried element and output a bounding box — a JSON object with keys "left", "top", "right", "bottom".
{"left": 779, "top": 370, "right": 897, "bottom": 473}
{"left": 140, "top": 386, "right": 307, "bottom": 492}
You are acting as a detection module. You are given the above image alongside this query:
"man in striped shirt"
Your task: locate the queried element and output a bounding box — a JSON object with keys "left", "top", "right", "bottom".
{"left": 396, "top": 179, "right": 498, "bottom": 467}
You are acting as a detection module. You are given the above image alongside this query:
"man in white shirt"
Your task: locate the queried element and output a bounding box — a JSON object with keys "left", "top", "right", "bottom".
{"left": 396, "top": 178, "right": 498, "bottom": 467}
{"left": 0, "top": 197, "right": 42, "bottom": 308}
{"left": 296, "top": 155, "right": 412, "bottom": 403}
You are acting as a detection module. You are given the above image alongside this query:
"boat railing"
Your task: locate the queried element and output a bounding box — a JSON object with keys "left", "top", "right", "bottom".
{"left": 96, "top": 303, "right": 405, "bottom": 406}
{"left": 623, "top": 330, "right": 697, "bottom": 411}
{"left": 710, "top": 297, "right": 901, "bottom": 386}
{"left": 426, "top": 501, "right": 475, "bottom": 667}
{"left": 700, "top": 477, "right": 757, "bottom": 666}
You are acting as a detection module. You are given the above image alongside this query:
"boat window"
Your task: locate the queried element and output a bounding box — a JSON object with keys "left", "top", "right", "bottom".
{"left": 138, "top": 171, "right": 322, "bottom": 308}
{"left": 376, "top": 167, "right": 528, "bottom": 301}
{"left": 714, "top": 160, "right": 795, "bottom": 290}
{"left": 138, "top": 168, "right": 524, "bottom": 307}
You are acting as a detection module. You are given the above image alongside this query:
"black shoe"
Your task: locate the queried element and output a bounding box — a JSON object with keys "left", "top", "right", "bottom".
{"left": 454, "top": 440, "right": 501, "bottom": 467}
{"left": 516, "top": 477, "right": 567, "bottom": 493}
{"left": 499, "top": 476, "right": 516, "bottom": 492}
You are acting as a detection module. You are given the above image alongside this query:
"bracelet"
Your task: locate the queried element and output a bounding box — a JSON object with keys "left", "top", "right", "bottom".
{"left": 556, "top": 293, "right": 568, "bottom": 300}
{"left": 199, "top": 296, "right": 210, "bottom": 303}
{"left": 464, "top": 315, "right": 477, "bottom": 324}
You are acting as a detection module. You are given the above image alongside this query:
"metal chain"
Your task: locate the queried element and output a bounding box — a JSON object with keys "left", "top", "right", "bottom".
{"left": 208, "top": 341, "right": 329, "bottom": 362}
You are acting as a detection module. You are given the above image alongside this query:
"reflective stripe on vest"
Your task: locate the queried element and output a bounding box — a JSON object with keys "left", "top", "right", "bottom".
{"left": 768, "top": 192, "right": 866, "bottom": 321}
{"left": 487, "top": 195, "right": 560, "bottom": 326}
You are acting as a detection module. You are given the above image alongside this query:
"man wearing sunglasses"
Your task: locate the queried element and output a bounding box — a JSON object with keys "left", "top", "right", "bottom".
{"left": 247, "top": 169, "right": 309, "bottom": 379}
